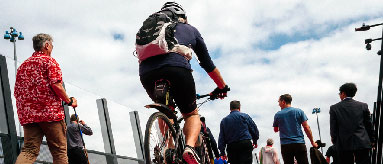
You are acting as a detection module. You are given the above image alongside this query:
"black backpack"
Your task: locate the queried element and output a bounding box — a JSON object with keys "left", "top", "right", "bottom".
{"left": 135, "top": 11, "right": 178, "bottom": 62}
{"left": 135, "top": 11, "right": 193, "bottom": 63}
{"left": 310, "top": 147, "right": 327, "bottom": 164}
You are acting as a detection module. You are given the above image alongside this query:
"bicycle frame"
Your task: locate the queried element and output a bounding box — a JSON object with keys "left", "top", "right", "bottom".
{"left": 144, "top": 79, "right": 221, "bottom": 164}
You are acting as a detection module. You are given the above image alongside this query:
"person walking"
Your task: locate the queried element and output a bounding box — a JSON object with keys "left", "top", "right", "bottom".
{"left": 218, "top": 100, "right": 259, "bottom": 164}
{"left": 14, "top": 33, "right": 78, "bottom": 164}
{"left": 273, "top": 94, "right": 318, "bottom": 164}
{"left": 330, "top": 82, "right": 374, "bottom": 164}
{"left": 67, "top": 114, "right": 93, "bottom": 164}
{"left": 259, "top": 138, "right": 280, "bottom": 164}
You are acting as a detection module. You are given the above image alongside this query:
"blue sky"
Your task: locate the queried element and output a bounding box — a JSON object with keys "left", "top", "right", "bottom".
{"left": 1, "top": 0, "right": 383, "bottom": 163}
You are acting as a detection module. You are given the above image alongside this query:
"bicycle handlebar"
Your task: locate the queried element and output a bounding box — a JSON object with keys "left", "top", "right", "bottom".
{"left": 197, "top": 85, "right": 230, "bottom": 100}
{"left": 196, "top": 93, "right": 210, "bottom": 99}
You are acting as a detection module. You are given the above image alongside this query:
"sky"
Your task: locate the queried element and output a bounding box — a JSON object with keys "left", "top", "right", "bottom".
{"left": 1, "top": 0, "right": 383, "bottom": 163}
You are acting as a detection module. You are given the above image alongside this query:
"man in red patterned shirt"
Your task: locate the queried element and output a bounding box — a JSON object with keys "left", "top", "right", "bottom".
{"left": 14, "top": 33, "right": 77, "bottom": 164}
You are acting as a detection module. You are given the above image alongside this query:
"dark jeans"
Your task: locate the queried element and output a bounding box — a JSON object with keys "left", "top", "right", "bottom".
{"left": 338, "top": 148, "right": 371, "bottom": 164}
{"left": 281, "top": 143, "right": 309, "bottom": 164}
{"left": 227, "top": 140, "right": 253, "bottom": 164}
{"left": 68, "top": 147, "right": 88, "bottom": 164}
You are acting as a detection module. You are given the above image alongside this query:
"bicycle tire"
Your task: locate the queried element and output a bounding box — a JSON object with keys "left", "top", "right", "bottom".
{"left": 195, "top": 134, "right": 211, "bottom": 164}
{"left": 204, "top": 137, "right": 215, "bottom": 163}
{"left": 144, "top": 112, "right": 178, "bottom": 164}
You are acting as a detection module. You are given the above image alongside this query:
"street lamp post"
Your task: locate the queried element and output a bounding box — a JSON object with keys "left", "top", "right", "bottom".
{"left": 312, "top": 108, "right": 323, "bottom": 153}
{"left": 355, "top": 22, "right": 383, "bottom": 164}
{"left": 3, "top": 27, "right": 24, "bottom": 142}
{"left": 4, "top": 27, "right": 24, "bottom": 76}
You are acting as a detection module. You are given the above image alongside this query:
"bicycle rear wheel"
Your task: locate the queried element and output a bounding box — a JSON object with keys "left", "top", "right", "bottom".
{"left": 144, "top": 112, "right": 177, "bottom": 164}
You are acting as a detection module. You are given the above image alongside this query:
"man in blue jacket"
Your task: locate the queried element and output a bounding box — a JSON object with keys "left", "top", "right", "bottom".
{"left": 218, "top": 100, "right": 259, "bottom": 164}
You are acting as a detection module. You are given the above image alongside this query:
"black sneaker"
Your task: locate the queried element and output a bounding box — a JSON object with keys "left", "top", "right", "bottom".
{"left": 183, "top": 145, "right": 201, "bottom": 164}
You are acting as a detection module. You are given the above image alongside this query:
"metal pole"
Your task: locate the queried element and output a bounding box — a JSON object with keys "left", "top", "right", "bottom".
{"left": 372, "top": 102, "right": 378, "bottom": 164}
{"left": 13, "top": 41, "right": 22, "bottom": 140}
{"left": 13, "top": 41, "right": 17, "bottom": 76}
{"left": 376, "top": 26, "right": 383, "bottom": 164}
{"left": 316, "top": 112, "right": 323, "bottom": 153}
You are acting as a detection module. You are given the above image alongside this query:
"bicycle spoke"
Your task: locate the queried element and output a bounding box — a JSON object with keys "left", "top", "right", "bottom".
{"left": 146, "top": 114, "right": 177, "bottom": 164}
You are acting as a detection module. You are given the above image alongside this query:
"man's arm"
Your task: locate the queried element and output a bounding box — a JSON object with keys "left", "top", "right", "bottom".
{"left": 273, "top": 114, "right": 279, "bottom": 133}
{"left": 363, "top": 103, "right": 375, "bottom": 144}
{"left": 247, "top": 115, "right": 259, "bottom": 146}
{"left": 329, "top": 107, "right": 337, "bottom": 144}
{"left": 79, "top": 120, "right": 93, "bottom": 135}
{"left": 302, "top": 121, "right": 318, "bottom": 147}
{"left": 51, "top": 82, "right": 77, "bottom": 107}
{"left": 274, "top": 127, "right": 279, "bottom": 133}
{"left": 273, "top": 148, "right": 280, "bottom": 164}
{"left": 218, "top": 121, "right": 226, "bottom": 156}
{"left": 208, "top": 68, "right": 226, "bottom": 89}
{"left": 206, "top": 127, "right": 220, "bottom": 158}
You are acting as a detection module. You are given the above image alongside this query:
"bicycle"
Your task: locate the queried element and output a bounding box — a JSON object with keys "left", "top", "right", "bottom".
{"left": 143, "top": 79, "right": 228, "bottom": 164}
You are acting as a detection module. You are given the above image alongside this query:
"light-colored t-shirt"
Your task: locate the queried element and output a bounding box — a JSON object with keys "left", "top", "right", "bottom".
{"left": 260, "top": 146, "right": 278, "bottom": 164}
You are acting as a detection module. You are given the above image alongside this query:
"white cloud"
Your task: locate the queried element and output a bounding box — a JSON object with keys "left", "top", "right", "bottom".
{"left": 1, "top": 0, "right": 382, "bottom": 162}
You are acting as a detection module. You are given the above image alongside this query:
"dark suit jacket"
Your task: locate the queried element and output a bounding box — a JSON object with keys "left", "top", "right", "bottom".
{"left": 330, "top": 98, "right": 373, "bottom": 151}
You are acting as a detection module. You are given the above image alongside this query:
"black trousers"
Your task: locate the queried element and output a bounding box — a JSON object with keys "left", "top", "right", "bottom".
{"left": 338, "top": 148, "right": 371, "bottom": 164}
{"left": 227, "top": 140, "right": 253, "bottom": 164}
{"left": 68, "top": 147, "right": 88, "bottom": 164}
{"left": 281, "top": 143, "right": 309, "bottom": 164}
{"left": 140, "top": 66, "right": 197, "bottom": 114}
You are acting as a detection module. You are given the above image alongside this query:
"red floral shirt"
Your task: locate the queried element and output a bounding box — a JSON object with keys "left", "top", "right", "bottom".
{"left": 14, "top": 51, "right": 64, "bottom": 125}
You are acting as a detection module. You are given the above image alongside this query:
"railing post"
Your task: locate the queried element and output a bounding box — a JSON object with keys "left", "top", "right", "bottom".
{"left": 130, "top": 111, "right": 145, "bottom": 164}
{"left": 96, "top": 98, "right": 117, "bottom": 164}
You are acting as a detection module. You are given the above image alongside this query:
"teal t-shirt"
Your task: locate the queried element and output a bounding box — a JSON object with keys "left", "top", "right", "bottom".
{"left": 273, "top": 107, "right": 308, "bottom": 145}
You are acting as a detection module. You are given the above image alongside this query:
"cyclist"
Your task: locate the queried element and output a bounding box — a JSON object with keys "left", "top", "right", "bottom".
{"left": 139, "top": 2, "right": 229, "bottom": 164}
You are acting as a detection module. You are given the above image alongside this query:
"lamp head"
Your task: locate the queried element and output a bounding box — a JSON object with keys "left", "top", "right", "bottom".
{"left": 355, "top": 23, "right": 370, "bottom": 31}
{"left": 11, "top": 29, "right": 18, "bottom": 37}
{"left": 365, "top": 39, "right": 372, "bottom": 44}
{"left": 11, "top": 30, "right": 19, "bottom": 37}
{"left": 366, "top": 43, "right": 372, "bottom": 50}
{"left": 4, "top": 31, "right": 11, "bottom": 39}
{"left": 312, "top": 108, "right": 321, "bottom": 114}
{"left": 18, "top": 32, "right": 24, "bottom": 40}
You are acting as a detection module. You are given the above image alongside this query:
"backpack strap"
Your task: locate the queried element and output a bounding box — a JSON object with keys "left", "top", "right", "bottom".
{"left": 260, "top": 147, "right": 264, "bottom": 164}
